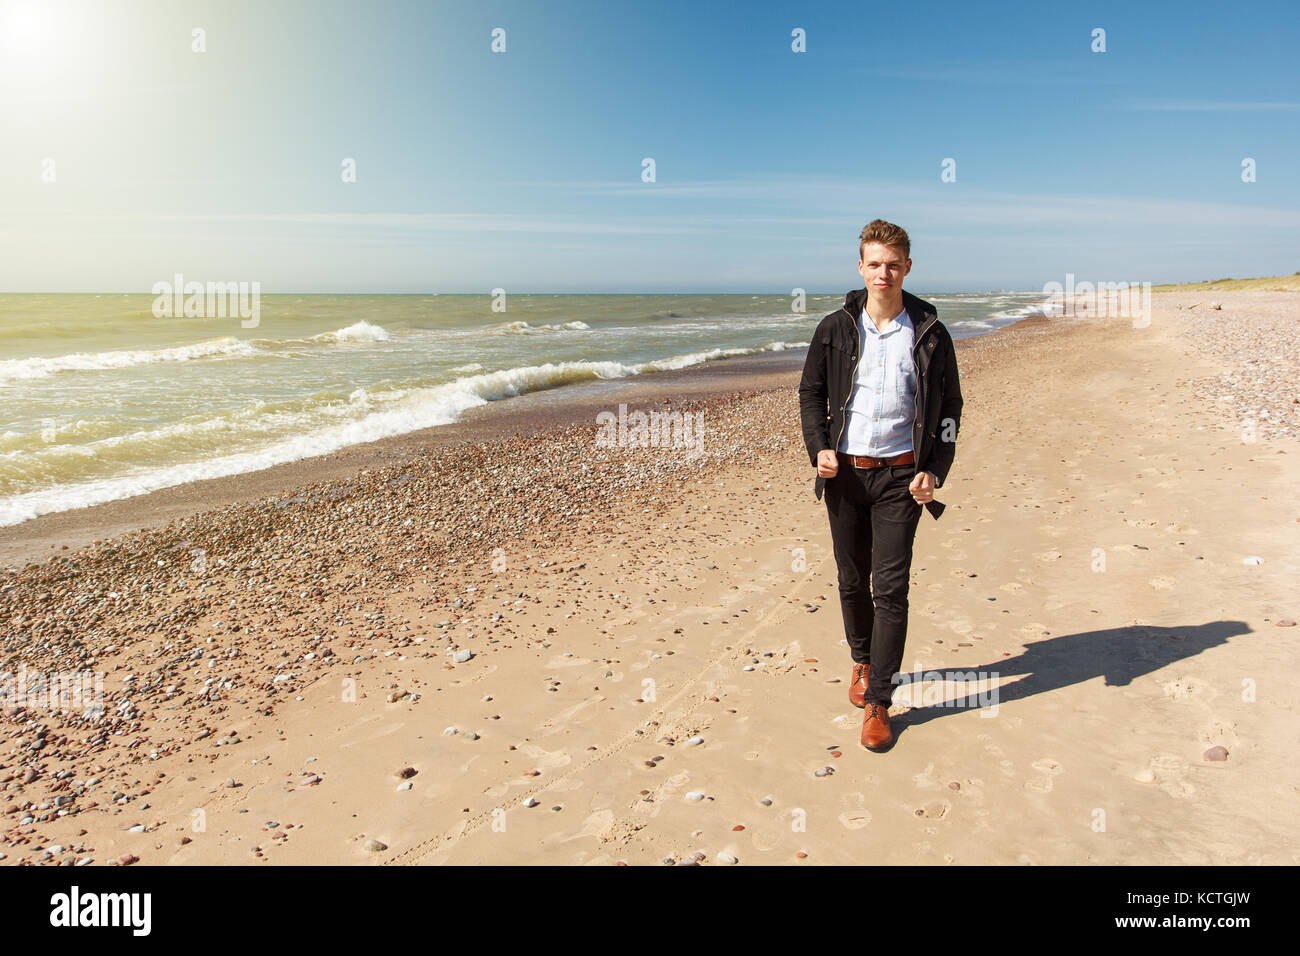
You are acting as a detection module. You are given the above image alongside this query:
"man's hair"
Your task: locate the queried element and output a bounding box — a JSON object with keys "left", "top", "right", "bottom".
{"left": 858, "top": 219, "right": 910, "bottom": 261}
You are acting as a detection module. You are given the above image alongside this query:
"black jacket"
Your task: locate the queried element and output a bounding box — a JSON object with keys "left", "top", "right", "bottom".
{"left": 797, "top": 287, "right": 963, "bottom": 518}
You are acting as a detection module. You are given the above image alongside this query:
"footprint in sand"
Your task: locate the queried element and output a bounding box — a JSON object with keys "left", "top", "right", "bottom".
{"left": 1025, "top": 758, "right": 1063, "bottom": 793}
{"left": 1161, "top": 676, "right": 1207, "bottom": 699}
{"left": 838, "top": 792, "right": 873, "bottom": 830}
{"left": 1142, "top": 752, "right": 1196, "bottom": 799}
{"left": 913, "top": 800, "right": 949, "bottom": 820}
{"left": 1202, "top": 717, "right": 1239, "bottom": 749}
{"left": 911, "top": 762, "right": 939, "bottom": 789}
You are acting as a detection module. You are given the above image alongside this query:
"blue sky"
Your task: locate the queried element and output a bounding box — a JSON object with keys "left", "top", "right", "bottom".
{"left": 2, "top": 0, "right": 1297, "bottom": 293}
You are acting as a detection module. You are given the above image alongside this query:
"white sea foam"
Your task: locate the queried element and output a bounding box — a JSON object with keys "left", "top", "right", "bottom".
{"left": 309, "top": 320, "right": 391, "bottom": 343}
{"left": 0, "top": 320, "right": 396, "bottom": 383}
{"left": 496, "top": 319, "right": 592, "bottom": 334}
{"left": 0, "top": 337, "right": 259, "bottom": 383}
{"left": 0, "top": 338, "right": 815, "bottom": 525}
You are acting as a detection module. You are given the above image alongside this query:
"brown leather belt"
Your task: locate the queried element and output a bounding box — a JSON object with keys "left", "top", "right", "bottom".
{"left": 838, "top": 450, "right": 915, "bottom": 469}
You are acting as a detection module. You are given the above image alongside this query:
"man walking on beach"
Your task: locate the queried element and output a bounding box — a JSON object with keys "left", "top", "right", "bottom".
{"left": 798, "top": 220, "right": 963, "bottom": 752}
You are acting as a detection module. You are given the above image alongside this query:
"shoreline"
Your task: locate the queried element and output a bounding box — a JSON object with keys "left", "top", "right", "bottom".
{"left": 0, "top": 315, "right": 1051, "bottom": 570}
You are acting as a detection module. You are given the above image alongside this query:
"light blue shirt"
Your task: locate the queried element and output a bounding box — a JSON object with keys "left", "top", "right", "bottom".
{"left": 837, "top": 305, "right": 916, "bottom": 457}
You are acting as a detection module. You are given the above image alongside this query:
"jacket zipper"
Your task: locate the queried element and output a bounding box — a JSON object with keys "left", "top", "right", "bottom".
{"left": 910, "top": 312, "right": 937, "bottom": 467}
{"left": 832, "top": 305, "right": 861, "bottom": 455}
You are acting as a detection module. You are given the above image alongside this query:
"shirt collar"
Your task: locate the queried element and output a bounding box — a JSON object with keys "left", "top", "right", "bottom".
{"left": 859, "top": 305, "right": 912, "bottom": 336}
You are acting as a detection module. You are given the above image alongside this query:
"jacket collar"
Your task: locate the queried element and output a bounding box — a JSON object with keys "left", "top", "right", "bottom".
{"left": 843, "top": 287, "right": 937, "bottom": 338}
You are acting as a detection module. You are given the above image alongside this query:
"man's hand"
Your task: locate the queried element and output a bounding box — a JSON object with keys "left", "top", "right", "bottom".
{"left": 816, "top": 449, "right": 839, "bottom": 478}
{"left": 909, "top": 470, "right": 937, "bottom": 505}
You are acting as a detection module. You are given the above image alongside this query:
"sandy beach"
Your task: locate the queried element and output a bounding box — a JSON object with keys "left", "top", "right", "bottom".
{"left": 1, "top": 289, "right": 1296, "bottom": 866}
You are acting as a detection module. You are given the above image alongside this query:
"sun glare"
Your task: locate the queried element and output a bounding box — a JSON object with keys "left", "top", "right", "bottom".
{"left": 1, "top": 0, "right": 55, "bottom": 59}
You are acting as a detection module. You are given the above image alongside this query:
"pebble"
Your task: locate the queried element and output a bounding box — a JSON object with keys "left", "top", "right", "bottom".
{"left": 396, "top": 767, "right": 418, "bottom": 779}
{"left": 223, "top": 778, "right": 237, "bottom": 788}
{"left": 396, "top": 781, "right": 412, "bottom": 791}
{"left": 1173, "top": 297, "right": 1299, "bottom": 441}
{"left": 1134, "top": 768, "right": 1156, "bottom": 783}
{"left": 685, "top": 736, "right": 704, "bottom": 746}
{"left": 1203, "top": 745, "right": 1229, "bottom": 762}
{"left": 523, "top": 797, "right": 539, "bottom": 807}
{"left": 814, "top": 766, "right": 834, "bottom": 777}
{"left": 364, "top": 839, "right": 387, "bottom": 852}
{"left": 1242, "top": 556, "right": 1263, "bottom": 565}
{"left": 717, "top": 852, "right": 738, "bottom": 865}
{"left": 452, "top": 649, "right": 474, "bottom": 663}
{"left": 684, "top": 791, "right": 705, "bottom": 801}
{"left": 759, "top": 796, "right": 773, "bottom": 807}
{"left": 1276, "top": 619, "right": 1296, "bottom": 627}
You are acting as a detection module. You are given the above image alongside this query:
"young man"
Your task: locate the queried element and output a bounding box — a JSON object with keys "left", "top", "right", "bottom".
{"left": 797, "top": 219, "right": 963, "bottom": 752}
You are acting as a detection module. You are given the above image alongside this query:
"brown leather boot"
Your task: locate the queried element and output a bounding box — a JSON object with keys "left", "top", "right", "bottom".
{"left": 849, "top": 663, "right": 870, "bottom": 708}
{"left": 861, "top": 702, "right": 894, "bottom": 752}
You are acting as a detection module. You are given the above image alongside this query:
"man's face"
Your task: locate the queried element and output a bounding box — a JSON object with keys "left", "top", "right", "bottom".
{"left": 858, "top": 242, "right": 911, "bottom": 293}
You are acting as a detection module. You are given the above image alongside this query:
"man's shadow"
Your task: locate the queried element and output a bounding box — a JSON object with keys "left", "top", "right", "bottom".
{"left": 891, "top": 620, "right": 1250, "bottom": 737}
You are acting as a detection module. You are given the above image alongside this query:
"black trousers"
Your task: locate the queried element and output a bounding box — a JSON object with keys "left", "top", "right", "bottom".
{"left": 824, "top": 455, "right": 922, "bottom": 706}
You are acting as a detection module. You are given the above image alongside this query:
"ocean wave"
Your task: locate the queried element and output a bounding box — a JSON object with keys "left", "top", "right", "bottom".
{"left": 0, "top": 339, "right": 809, "bottom": 526}
{"left": 308, "top": 320, "right": 391, "bottom": 343}
{"left": 494, "top": 320, "right": 591, "bottom": 334}
{"left": 0, "top": 320, "right": 398, "bottom": 383}
{"left": 0, "top": 337, "right": 259, "bottom": 383}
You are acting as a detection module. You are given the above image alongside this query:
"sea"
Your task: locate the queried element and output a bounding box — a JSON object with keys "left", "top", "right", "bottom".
{"left": 0, "top": 291, "right": 1050, "bottom": 526}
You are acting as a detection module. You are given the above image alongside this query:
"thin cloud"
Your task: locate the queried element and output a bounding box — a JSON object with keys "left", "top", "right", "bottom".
{"left": 1119, "top": 98, "right": 1300, "bottom": 111}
